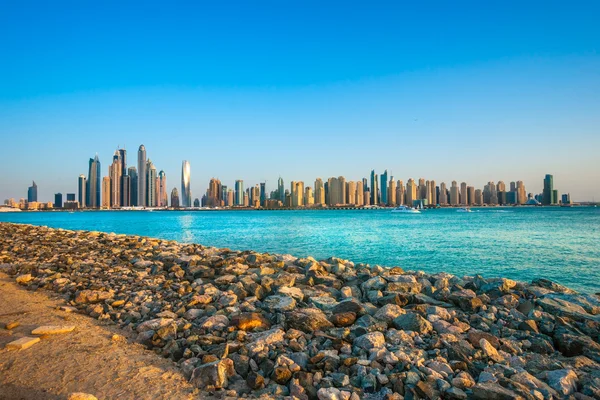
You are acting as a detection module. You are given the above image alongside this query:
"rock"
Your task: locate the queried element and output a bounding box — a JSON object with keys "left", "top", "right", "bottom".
{"left": 272, "top": 366, "right": 292, "bottom": 384}
{"left": 246, "top": 328, "right": 285, "bottom": 355}
{"left": 317, "top": 387, "right": 342, "bottom": 400}
{"left": 5, "top": 336, "right": 40, "bottom": 350}
{"left": 468, "top": 329, "right": 501, "bottom": 349}
{"left": 199, "top": 315, "right": 229, "bottom": 330}
{"left": 392, "top": 312, "right": 433, "bottom": 334}
{"left": 445, "top": 386, "right": 468, "bottom": 400}
{"left": 452, "top": 371, "right": 476, "bottom": 389}
{"left": 472, "top": 382, "right": 522, "bottom": 399}
{"left": 230, "top": 313, "right": 271, "bottom": 331}
{"left": 415, "top": 380, "right": 441, "bottom": 399}
{"left": 332, "top": 299, "right": 365, "bottom": 316}
{"left": 68, "top": 394, "right": 98, "bottom": 400}
{"left": 190, "top": 360, "right": 230, "bottom": 389}
{"left": 331, "top": 312, "right": 356, "bottom": 327}
{"left": 246, "top": 371, "right": 265, "bottom": 389}
{"left": 262, "top": 295, "right": 297, "bottom": 312}
{"left": 286, "top": 308, "right": 334, "bottom": 333}
{"left": 31, "top": 325, "right": 75, "bottom": 335}
{"left": 74, "top": 289, "right": 113, "bottom": 304}
{"left": 136, "top": 318, "right": 174, "bottom": 333}
{"left": 544, "top": 368, "right": 578, "bottom": 396}
{"left": 5, "top": 321, "right": 20, "bottom": 330}
{"left": 480, "top": 338, "right": 504, "bottom": 362}
{"left": 16, "top": 273, "right": 33, "bottom": 284}
{"left": 374, "top": 304, "right": 405, "bottom": 323}
{"left": 354, "top": 332, "right": 385, "bottom": 350}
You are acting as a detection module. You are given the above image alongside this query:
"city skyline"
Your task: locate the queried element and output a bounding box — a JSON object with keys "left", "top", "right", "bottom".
{"left": 1, "top": 3, "right": 599, "bottom": 201}
{"left": 1, "top": 144, "right": 574, "bottom": 209}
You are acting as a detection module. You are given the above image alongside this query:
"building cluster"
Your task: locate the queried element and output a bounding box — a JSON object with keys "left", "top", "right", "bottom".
{"left": 5, "top": 161, "right": 572, "bottom": 210}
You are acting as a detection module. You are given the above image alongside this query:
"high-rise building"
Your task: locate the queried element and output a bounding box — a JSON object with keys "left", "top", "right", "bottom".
{"left": 517, "top": 181, "right": 527, "bottom": 204}
{"left": 429, "top": 180, "right": 436, "bottom": 205}
{"left": 380, "top": 170, "right": 388, "bottom": 205}
{"left": 109, "top": 151, "right": 122, "bottom": 207}
{"left": 450, "top": 181, "right": 459, "bottom": 205}
{"left": 327, "top": 177, "right": 346, "bottom": 206}
{"left": 406, "top": 179, "right": 417, "bottom": 206}
{"left": 207, "top": 178, "right": 222, "bottom": 207}
{"left": 260, "top": 183, "right": 266, "bottom": 207}
{"left": 346, "top": 181, "right": 356, "bottom": 204}
{"left": 460, "top": 182, "right": 467, "bottom": 205}
{"left": 87, "top": 155, "right": 101, "bottom": 208}
{"left": 467, "top": 186, "right": 475, "bottom": 205}
{"left": 542, "top": 174, "right": 555, "bottom": 205}
{"left": 278, "top": 177, "right": 285, "bottom": 202}
{"left": 388, "top": 178, "right": 396, "bottom": 206}
{"left": 439, "top": 182, "right": 448, "bottom": 205}
{"left": 27, "top": 181, "right": 38, "bottom": 203}
{"left": 121, "top": 175, "right": 130, "bottom": 207}
{"left": 356, "top": 184, "right": 364, "bottom": 206}
{"left": 181, "top": 160, "right": 191, "bottom": 208}
{"left": 171, "top": 188, "right": 180, "bottom": 208}
{"left": 396, "top": 180, "right": 405, "bottom": 205}
{"left": 314, "top": 178, "right": 325, "bottom": 205}
{"left": 118, "top": 148, "right": 128, "bottom": 206}
{"left": 137, "top": 145, "right": 147, "bottom": 207}
{"left": 147, "top": 160, "right": 157, "bottom": 207}
{"left": 101, "top": 176, "right": 110, "bottom": 208}
{"left": 475, "top": 189, "right": 483, "bottom": 205}
{"left": 158, "top": 171, "right": 167, "bottom": 207}
{"left": 418, "top": 178, "right": 427, "bottom": 200}
{"left": 66, "top": 193, "right": 75, "bottom": 201}
{"left": 370, "top": 170, "right": 379, "bottom": 205}
{"left": 562, "top": 193, "right": 571, "bottom": 204}
{"left": 128, "top": 167, "right": 138, "bottom": 207}
{"left": 194, "top": 198, "right": 201, "bottom": 208}
{"left": 304, "top": 186, "right": 314, "bottom": 206}
{"left": 78, "top": 175, "right": 87, "bottom": 208}
{"left": 227, "top": 190, "right": 234, "bottom": 207}
{"left": 54, "top": 193, "right": 63, "bottom": 208}
{"left": 291, "top": 181, "right": 304, "bottom": 207}
{"left": 235, "top": 180, "right": 244, "bottom": 206}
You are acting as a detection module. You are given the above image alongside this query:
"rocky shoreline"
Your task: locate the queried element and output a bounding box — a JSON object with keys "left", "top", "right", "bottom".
{"left": 1, "top": 222, "right": 599, "bottom": 400}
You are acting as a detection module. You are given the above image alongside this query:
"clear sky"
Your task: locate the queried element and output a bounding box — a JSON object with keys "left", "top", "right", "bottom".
{"left": 1, "top": 1, "right": 599, "bottom": 202}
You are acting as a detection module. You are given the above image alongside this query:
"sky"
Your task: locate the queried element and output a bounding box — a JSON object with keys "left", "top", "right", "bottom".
{"left": 1, "top": 1, "right": 599, "bottom": 202}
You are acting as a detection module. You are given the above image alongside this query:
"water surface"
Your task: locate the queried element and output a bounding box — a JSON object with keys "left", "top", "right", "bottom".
{"left": 1, "top": 207, "right": 598, "bottom": 293}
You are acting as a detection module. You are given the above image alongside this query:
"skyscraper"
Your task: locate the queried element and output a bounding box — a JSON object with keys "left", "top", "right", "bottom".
{"left": 370, "top": 170, "right": 379, "bottom": 205}
{"left": 147, "top": 160, "right": 157, "bottom": 207}
{"left": 137, "top": 145, "right": 147, "bottom": 207}
{"left": 78, "top": 174, "right": 87, "bottom": 208}
{"left": 517, "top": 181, "right": 527, "bottom": 204}
{"left": 27, "top": 181, "right": 38, "bottom": 203}
{"left": 87, "top": 155, "right": 101, "bottom": 208}
{"left": 128, "top": 167, "right": 138, "bottom": 207}
{"left": 380, "top": 170, "right": 388, "bottom": 205}
{"left": 207, "top": 178, "right": 222, "bottom": 207}
{"left": 171, "top": 188, "right": 180, "bottom": 208}
{"left": 235, "top": 180, "right": 244, "bottom": 206}
{"left": 54, "top": 193, "right": 63, "bottom": 208}
{"left": 181, "top": 160, "right": 191, "bottom": 208}
{"left": 347, "top": 181, "right": 357, "bottom": 204}
{"left": 327, "top": 177, "right": 346, "bottom": 206}
{"left": 388, "top": 178, "right": 396, "bottom": 206}
{"left": 278, "top": 177, "right": 285, "bottom": 202}
{"left": 314, "top": 178, "right": 325, "bottom": 205}
{"left": 542, "top": 174, "right": 555, "bottom": 205}
{"left": 406, "top": 179, "right": 417, "bottom": 206}
{"left": 418, "top": 178, "right": 427, "bottom": 200}
{"left": 450, "top": 181, "right": 459, "bottom": 205}
{"left": 260, "top": 182, "right": 266, "bottom": 207}
{"left": 119, "top": 148, "right": 128, "bottom": 206}
{"left": 158, "top": 171, "right": 167, "bottom": 207}
{"left": 439, "top": 182, "right": 448, "bottom": 204}
{"left": 109, "top": 151, "right": 122, "bottom": 207}
{"left": 396, "top": 180, "right": 405, "bottom": 205}
{"left": 460, "top": 182, "right": 467, "bottom": 205}
{"left": 101, "top": 176, "right": 110, "bottom": 208}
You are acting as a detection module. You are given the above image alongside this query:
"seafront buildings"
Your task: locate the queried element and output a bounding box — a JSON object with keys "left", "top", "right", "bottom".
{"left": 7, "top": 144, "right": 576, "bottom": 210}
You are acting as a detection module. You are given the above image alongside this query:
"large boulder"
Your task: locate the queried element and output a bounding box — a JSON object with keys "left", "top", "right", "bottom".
{"left": 286, "top": 308, "right": 333, "bottom": 333}
{"left": 393, "top": 312, "right": 433, "bottom": 335}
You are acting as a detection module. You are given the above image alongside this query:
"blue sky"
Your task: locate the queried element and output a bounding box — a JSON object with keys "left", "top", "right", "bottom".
{"left": 1, "top": 1, "right": 599, "bottom": 201}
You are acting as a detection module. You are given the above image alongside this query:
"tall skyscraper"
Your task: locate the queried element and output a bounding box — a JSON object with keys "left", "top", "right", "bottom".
{"left": 406, "top": 179, "right": 417, "bottom": 206}
{"left": 460, "top": 182, "right": 467, "bottom": 205}
{"left": 304, "top": 187, "right": 314, "bottom": 205}
{"left": 370, "top": 170, "right": 379, "bottom": 205}
{"left": 517, "top": 181, "right": 527, "bottom": 204}
{"left": 101, "top": 176, "right": 110, "bottom": 208}
{"left": 109, "top": 151, "right": 122, "bottom": 207}
{"left": 137, "top": 145, "right": 147, "bottom": 207}
{"left": 439, "top": 182, "right": 448, "bottom": 204}
{"left": 450, "top": 181, "right": 459, "bottom": 205}
{"left": 314, "top": 178, "right": 325, "bottom": 205}
{"left": 347, "top": 181, "right": 357, "bottom": 204}
{"left": 87, "top": 155, "right": 101, "bottom": 208}
{"left": 418, "top": 178, "right": 427, "bottom": 200}
{"left": 327, "top": 177, "right": 346, "bottom": 206}
{"left": 158, "top": 171, "right": 167, "bottom": 207}
{"left": 207, "top": 178, "right": 222, "bottom": 207}
{"left": 467, "top": 186, "right": 475, "bottom": 205}
{"left": 171, "top": 188, "right": 180, "bottom": 208}
{"left": 54, "top": 193, "right": 63, "bottom": 208}
{"left": 181, "top": 160, "right": 191, "bottom": 208}
{"left": 128, "top": 167, "right": 138, "bottom": 207}
{"left": 235, "top": 180, "right": 244, "bottom": 206}
{"left": 78, "top": 174, "right": 87, "bottom": 208}
{"left": 396, "top": 180, "right": 405, "bottom": 205}
{"left": 380, "top": 170, "right": 388, "bottom": 205}
{"left": 147, "top": 160, "right": 157, "bottom": 207}
{"left": 27, "top": 181, "right": 38, "bottom": 203}
{"left": 118, "top": 148, "right": 128, "bottom": 206}
{"left": 388, "top": 178, "right": 396, "bottom": 206}
{"left": 542, "top": 174, "right": 555, "bottom": 205}
{"left": 260, "top": 183, "right": 266, "bottom": 207}
{"left": 278, "top": 177, "right": 285, "bottom": 202}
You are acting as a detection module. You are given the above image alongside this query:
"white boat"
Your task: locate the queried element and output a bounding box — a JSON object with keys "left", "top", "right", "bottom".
{"left": 457, "top": 207, "right": 472, "bottom": 212}
{"left": 391, "top": 206, "right": 421, "bottom": 214}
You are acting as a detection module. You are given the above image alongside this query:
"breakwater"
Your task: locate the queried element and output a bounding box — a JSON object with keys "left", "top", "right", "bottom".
{"left": 1, "top": 222, "right": 599, "bottom": 399}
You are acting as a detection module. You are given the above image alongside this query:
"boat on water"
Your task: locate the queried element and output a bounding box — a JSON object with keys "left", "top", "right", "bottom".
{"left": 457, "top": 207, "right": 472, "bottom": 212}
{"left": 391, "top": 206, "right": 421, "bottom": 214}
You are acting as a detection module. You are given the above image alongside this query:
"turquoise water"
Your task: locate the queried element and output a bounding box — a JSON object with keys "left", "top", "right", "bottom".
{"left": 1, "top": 207, "right": 599, "bottom": 293}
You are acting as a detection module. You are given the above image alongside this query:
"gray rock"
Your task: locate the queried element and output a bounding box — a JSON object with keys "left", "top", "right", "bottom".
{"left": 354, "top": 332, "right": 386, "bottom": 350}
{"left": 393, "top": 312, "right": 433, "bottom": 334}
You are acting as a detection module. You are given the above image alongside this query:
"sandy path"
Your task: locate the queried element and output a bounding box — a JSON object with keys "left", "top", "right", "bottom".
{"left": 0, "top": 272, "right": 200, "bottom": 400}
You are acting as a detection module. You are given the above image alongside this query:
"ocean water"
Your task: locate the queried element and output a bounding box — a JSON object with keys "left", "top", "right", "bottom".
{"left": 1, "top": 207, "right": 599, "bottom": 293}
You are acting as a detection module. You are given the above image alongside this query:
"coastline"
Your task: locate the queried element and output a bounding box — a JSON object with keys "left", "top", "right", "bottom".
{"left": 1, "top": 222, "right": 599, "bottom": 399}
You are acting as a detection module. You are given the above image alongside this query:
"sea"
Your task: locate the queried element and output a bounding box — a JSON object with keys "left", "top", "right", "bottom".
{"left": 1, "top": 207, "right": 598, "bottom": 293}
